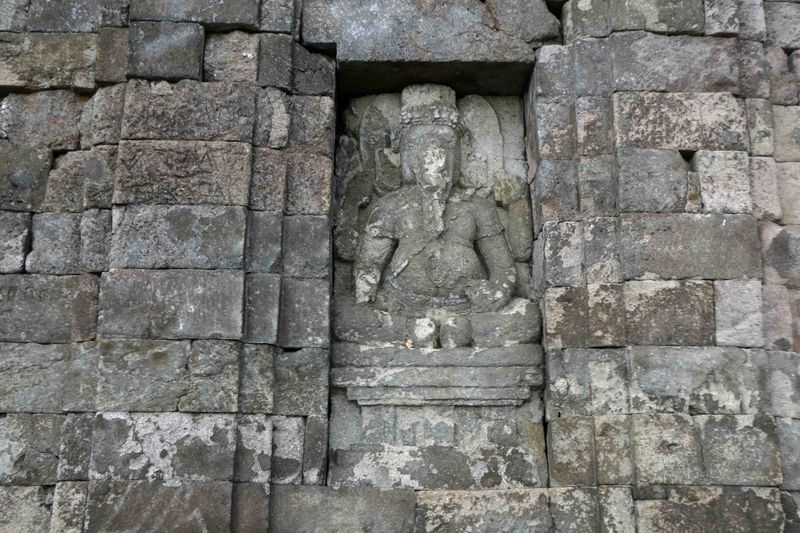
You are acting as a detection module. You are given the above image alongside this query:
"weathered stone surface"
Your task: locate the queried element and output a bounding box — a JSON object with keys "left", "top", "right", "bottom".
{"left": 246, "top": 211, "right": 282, "bottom": 273}
{"left": 288, "top": 96, "right": 335, "bottom": 156}
{"left": 121, "top": 80, "right": 255, "bottom": 142}
{"left": 751, "top": 157, "right": 782, "bottom": 220}
{"left": 767, "top": 47, "right": 799, "bottom": 106}
{"left": 278, "top": 277, "right": 329, "bottom": 348}
{"left": 548, "top": 417, "right": 596, "bottom": 486}
{"left": 620, "top": 213, "right": 761, "bottom": 280}
{"left": 258, "top": 33, "right": 293, "bottom": 89}
{"left": 624, "top": 280, "right": 715, "bottom": 346}
{"left": 470, "top": 298, "right": 541, "bottom": 348}
{"left": 575, "top": 96, "right": 613, "bottom": 156}
{"left": 737, "top": 40, "right": 770, "bottom": 101}
{"left": 130, "top": 0, "right": 260, "bottom": 29}
{"left": 748, "top": 99, "right": 775, "bottom": 157}
{"left": 629, "top": 346, "right": 745, "bottom": 415}
{"left": 0, "top": 211, "right": 28, "bottom": 273}
{"left": 272, "top": 416, "right": 304, "bottom": 484}
{"left": 543, "top": 221, "right": 584, "bottom": 287}
{"left": 261, "top": 0, "right": 294, "bottom": 32}
{"left": 778, "top": 163, "right": 800, "bottom": 225}
{"left": 704, "top": 0, "right": 739, "bottom": 35}
{"left": 578, "top": 156, "right": 616, "bottom": 218}
{"left": 255, "top": 88, "right": 290, "bottom": 149}
{"left": 0, "top": 142, "right": 50, "bottom": 212}
{"left": 0, "top": 32, "right": 96, "bottom": 90}
{"left": 693, "top": 150, "right": 752, "bottom": 213}
{"left": 90, "top": 412, "right": 236, "bottom": 481}
{"left": 0, "top": 0, "right": 28, "bottom": 31}
{"left": 303, "top": 416, "right": 328, "bottom": 484}
{"left": 762, "top": 285, "right": 795, "bottom": 351}
{"left": 232, "top": 483, "right": 270, "bottom": 531}
{"left": 114, "top": 140, "right": 252, "bottom": 205}
{"left": 27, "top": 0, "right": 127, "bottom": 31}
{"left": 611, "top": 32, "right": 739, "bottom": 92}
{"left": 80, "top": 84, "right": 126, "bottom": 148}
{"left": 0, "top": 90, "right": 84, "bottom": 150}
{"left": 50, "top": 481, "right": 88, "bottom": 533}
{"left": 179, "top": 340, "right": 240, "bottom": 413}
{"left": 128, "top": 21, "right": 204, "bottom": 81}
{"left": 25, "top": 212, "right": 81, "bottom": 274}
{"left": 79, "top": 209, "right": 111, "bottom": 273}
{"left": 741, "top": 350, "right": 800, "bottom": 419}
{"left": 765, "top": 2, "right": 800, "bottom": 48}
{"left": 563, "top": 0, "right": 611, "bottom": 41}
{"left": 0, "top": 413, "right": 63, "bottom": 484}
{"left": 613, "top": 91, "right": 747, "bottom": 150}
{"left": 204, "top": 31, "right": 258, "bottom": 83}
{"left": 84, "top": 480, "right": 232, "bottom": 532}
{"left": 98, "top": 269, "right": 243, "bottom": 339}
{"left": 593, "top": 416, "right": 634, "bottom": 485}
{"left": 274, "top": 349, "right": 329, "bottom": 416}
{"left": 239, "top": 344, "right": 276, "bottom": 413}
{"left": 637, "top": 486, "right": 784, "bottom": 532}
{"left": 778, "top": 417, "right": 800, "bottom": 490}
{"left": 532, "top": 160, "right": 579, "bottom": 232}
{"left": 697, "top": 414, "right": 782, "bottom": 485}
{"left": 0, "top": 486, "right": 51, "bottom": 532}
{"left": 609, "top": 0, "right": 705, "bottom": 34}
{"left": 761, "top": 221, "right": 800, "bottom": 287}
{"left": 245, "top": 273, "right": 281, "bottom": 344}
{"left": 715, "top": 279, "right": 764, "bottom": 347}
{"left": 110, "top": 205, "right": 246, "bottom": 269}
{"left": 530, "top": 100, "right": 577, "bottom": 161}
{"left": 586, "top": 282, "right": 625, "bottom": 346}
{"left": 270, "top": 485, "right": 416, "bottom": 533}
{"left": 293, "top": 45, "right": 335, "bottom": 96}
{"left": 775, "top": 106, "right": 800, "bottom": 162}
{"left": 546, "top": 348, "right": 629, "bottom": 418}
{"left": 531, "top": 45, "right": 575, "bottom": 100}
{"left": 543, "top": 286, "right": 588, "bottom": 350}
{"left": 251, "top": 148, "right": 287, "bottom": 211}
{"left": 0, "top": 274, "right": 97, "bottom": 343}
{"left": 96, "top": 28, "right": 128, "bottom": 83}
{"left": 57, "top": 414, "right": 94, "bottom": 480}
{"left": 616, "top": 147, "right": 688, "bottom": 212}
{"left": 415, "top": 489, "right": 551, "bottom": 532}
{"left": 234, "top": 415, "right": 272, "bottom": 483}
{"left": 282, "top": 215, "right": 330, "bottom": 278}
{"left": 632, "top": 413, "right": 705, "bottom": 484}
{"left": 42, "top": 146, "right": 116, "bottom": 212}
{"left": 583, "top": 217, "right": 621, "bottom": 285}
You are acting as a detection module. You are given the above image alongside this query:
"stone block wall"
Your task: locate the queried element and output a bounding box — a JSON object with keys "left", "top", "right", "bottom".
{"left": 0, "top": 0, "right": 798, "bottom": 531}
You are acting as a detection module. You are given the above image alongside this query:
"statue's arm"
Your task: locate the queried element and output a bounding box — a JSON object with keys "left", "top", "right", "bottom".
{"left": 467, "top": 201, "right": 516, "bottom": 312}
{"left": 353, "top": 204, "right": 396, "bottom": 303}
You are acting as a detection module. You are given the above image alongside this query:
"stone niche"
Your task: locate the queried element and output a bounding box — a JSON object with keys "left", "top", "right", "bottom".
{"left": 329, "top": 84, "right": 546, "bottom": 489}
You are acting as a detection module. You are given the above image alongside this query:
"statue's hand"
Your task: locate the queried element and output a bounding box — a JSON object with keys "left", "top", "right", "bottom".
{"left": 354, "top": 271, "right": 379, "bottom": 304}
{"left": 465, "top": 279, "right": 509, "bottom": 313}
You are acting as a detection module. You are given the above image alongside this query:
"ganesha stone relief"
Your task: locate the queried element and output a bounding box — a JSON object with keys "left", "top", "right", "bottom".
{"left": 329, "top": 85, "right": 546, "bottom": 490}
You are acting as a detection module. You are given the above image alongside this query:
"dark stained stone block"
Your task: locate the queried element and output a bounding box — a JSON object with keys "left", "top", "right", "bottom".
{"left": 274, "top": 348, "right": 329, "bottom": 416}
{"left": 130, "top": 0, "right": 260, "bottom": 29}
{"left": 244, "top": 273, "right": 281, "bottom": 344}
{"left": 0, "top": 142, "right": 51, "bottom": 212}
{"left": 278, "top": 277, "right": 329, "bottom": 348}
{"left": 128, "top": 21, "right": 204, "bottom": 81}
{"left": 0, "top": 32, "right": 96, "bottom": 91}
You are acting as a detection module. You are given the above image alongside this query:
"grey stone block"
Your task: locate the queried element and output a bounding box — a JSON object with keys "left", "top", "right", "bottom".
{"left": 90, "top": 412, "right": 236, "bottom": 481}
{"left": 114, "top": 140, "right": 252, "bottom": 206}
{"left": 0, "top": 274, "right": 97, "bottom": 342}
{"left": 0, "top": 90, "right": 84, "bottom": 150}
{"left": 110, "top": 205, "right": 246, "bottom": 269}
{"left": 42, "top": 147, "right": 116, "bottom": 213}
{"left": 95, "top": 339, "right": 190, "bottom": 411}
{"left": 738, "top": 39, "right": 771, "bottom": 100}
{"left": 775, "top": 106, "right": 800, "bottom": 162}
{"left": 96, "top": 28, "right": 129, "bottom": 83}
{"left": 235, "top": 415, "right": 272, "bottom": 483}
{"left": 762, "top": 285, "right": 794, "bottom": 351}
{"left": 747, "top": 99, "right": 775, "bottom": 157}
{"left": 613, "top": 91, "right": 747, "bottom": 150}
{"left": 258, "top": 33, "right": 293, "bottom": 89}
{"left": 278, "top": 278, "right": 329, "bottom": 347}
{"left": 272, "top": 416, "right": 304, "bottom": 484}
{"left": 270, "top": 485, "right": 416, "bottom": 533}
{"left": 751, "top": 157, "right": 782, "bottom": 221}
{"left": 531, "top": 45, "right": 575, "bottom": 100}
{"left": 692, "top": 150, "right": 752, "bottom": 213}
{"left": 130, "top": 0, "right": 260, "bottom": 29}
{"left": 530, "top": 99, "right": 577, "bottom": 161}
{"left": 282, "top": 215, "right": 330, "bottom": 278}
{"left": 584, "top": 217, "right": 621, "bottom": 284}
{"left": 761, "top": 221, "right": 800, "bottom": 287}
{"left": 715, "top": 279, "right": 764, "bottom": 347}
{"left": 244, "top": 273, "right": 281, "bottom": 344}
{"left": 25, "top": 212, "right": 81, "bottom": 274}
{"left": 620, "top": 213, "right": 761, "bottom": 280}
{"left": 0, "top": 211, "right": 29, "bottom": 273}
{"left": 57, "top": 414, "right": 94, "bottom": 481}
{"left": 415, "top": 489, "right": 551, "bottom": 532}
{"left": 594, "top": 416, "right": 634, "bottom": 485}
{"left": 697, "top": 414, "right": 782, "bottom": 485}
{"left": 246, "top": 211, "right": 282, "bottom": 273}
{"left": 470, "top": 298, "right": 542, "bottom": 348}
{"left": 609, "top": 0, "right": 704, "bottom": 33}
{"left": 0, "top": 487, "right": 52, "bottom": 531}
{"left": 549, "top": 487, "right": 600, "bottom": 533}
{"left": 98, "top": 269, "right": 243, "bottom": 340}
{"left": 303, "top": 416, "right": 328, "bottom": 485}
{"left": 0, "top": 142, "right": 50, "bottom": 212}
{"left": 293, "top": 45, "right": 335, "bottom": 96}
{"left": 26, "top": 0, "right": 127, "bottom": 31}
{"left": 288, "top": 95, "right": 336, "bottom": 157}
{"left": 0, "top": 0, "right": 28, "bottom": 31}
{"left": 0, "top": 413, "right": 64, "bottom": 485}
{"left": 563, "top": 0, "right": 611, "bottom": 42}
{"left": 767, "top": 46, "right": 799, "bottom": 106}
{"left": 232, "top": 483, "right": 270, "bottom": 532}
{"left": 704, "top": 0, "right": 739, "bottom": 35}
{"left": 616, "top": 148, "right": 688, "bottom": 213}
{"left": 532, "top": 160, "right": 579, "bottom": 233}
{"left": 778, "top": 417, "right": 800, "bottom": 490}
{"left": 543, "top": 286, "right": 588, "bottom": 350}
{"left": 274, "top": 348, "right": 329, "bottom": 416}
{"left": 251, "top": 148, "right": 287, "bottom": 211}
{"left": 239, "top": 344, "right": 276, "bottom": 413}
{"left": 0, "top": 342, "right": 96, "bottom": 412}
{"left": 778, "top": 163, "right": 800, "bottom": 224}
{"left": 50, "top": 481, "right": 89, "bottom": 533}
{"left": 611, "top": 32, "right": 739, "bottom": 93}
{"left": 261, "top": 0, "right": 294, "bottom": 32}
{"left": 80, "top": 209, "right": 111, "bottom": 273}
{"left": 624, "top": 280, "right": 715, "bottom": 346}
{"left": 84, "top": 480, "right": 232, "bottom": 532}
{"left": 204, "top": 31, "right": 259, "bottom": 83}
{"left": 741, "top": 350, "right": 800, "bottom": 419}
{"left": 548, "top": 417, "right": 596, "bottom": 486}
{"left": 0, "top": 32, "right": 96, "bottom": 91}
{"left": 128, "top": 21, "right": 204, "bottom": 81}
{"left": 629, "top": 346, "right": 746, "bottom": 414}
{"left": 79, "top": 84, "right": 126, "bottom": 149}
{"left": 575, "top": 96, "right": 613, "bottom": 156}
{"left": 255, "top": 88, "right": 290, "bottom": 149}
{"left": 121, "top": 79, "right": 256, "bottom": 142}
{"left": 632, "top": 413, "right": 705, "bottom": 484}
{"left": 179, "top": 340, "right": 240, "bottom": 413}
{"left": 587, "top": 282, "right": 625, "bottom": 346}
{"left": 543, "top": 220, "right": 584, "bottom": 287}
{"left": 766, "top": 2, "right": 800, "bottom": 48}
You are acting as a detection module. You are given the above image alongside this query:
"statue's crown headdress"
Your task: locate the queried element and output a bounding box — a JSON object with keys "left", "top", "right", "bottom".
{"left": 399, "top": 84, "right": 461, "bottom": 134}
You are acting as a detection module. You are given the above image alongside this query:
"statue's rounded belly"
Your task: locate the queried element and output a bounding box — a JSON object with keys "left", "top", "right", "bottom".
{"left": 393, "top": 240, "right": 485, "bottom": 295}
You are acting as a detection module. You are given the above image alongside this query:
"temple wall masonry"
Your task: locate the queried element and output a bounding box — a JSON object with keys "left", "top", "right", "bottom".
{"left": 0, "top": 0, "right": 799, "bottom": 531}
